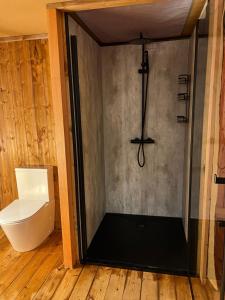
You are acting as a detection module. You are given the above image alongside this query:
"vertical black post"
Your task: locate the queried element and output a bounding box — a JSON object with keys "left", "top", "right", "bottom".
{"left": 141, "top": 41, "right": 145, "bottom": 139}
{"left": 65, "top": 14, "right": 87, "bottom": 262}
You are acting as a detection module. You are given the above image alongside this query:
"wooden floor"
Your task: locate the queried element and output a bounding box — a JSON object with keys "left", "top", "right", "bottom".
{"left": 0, "top": 230, "right": 215, "bottom": 300}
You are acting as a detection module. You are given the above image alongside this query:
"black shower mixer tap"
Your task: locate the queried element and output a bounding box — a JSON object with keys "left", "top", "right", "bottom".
{"left": 139, "top": 51, "right": 149, "bottom": 74}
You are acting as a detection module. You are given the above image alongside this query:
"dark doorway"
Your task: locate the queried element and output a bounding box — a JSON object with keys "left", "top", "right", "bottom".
{"left": 65, "top": 8, "right": 206, "bottom": 276}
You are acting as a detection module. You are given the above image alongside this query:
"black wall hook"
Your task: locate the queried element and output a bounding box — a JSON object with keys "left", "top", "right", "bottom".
{"left": 214, "top": 174, "right": 225, "bottom": 184}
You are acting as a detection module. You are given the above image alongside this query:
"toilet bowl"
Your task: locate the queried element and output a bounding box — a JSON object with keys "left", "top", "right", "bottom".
{"left": 0, "top": 167, "right": 55, "bottom": 252}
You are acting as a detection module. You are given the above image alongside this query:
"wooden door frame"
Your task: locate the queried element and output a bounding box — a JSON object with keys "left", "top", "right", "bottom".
{"left": 47, "top": 0, "right": 207, "bottom": 268}
{"left": 47, "top": 8, "right": 80, "bottom": 268}
{"left": 198, "top": 0, "right": 224, "bottom": 282}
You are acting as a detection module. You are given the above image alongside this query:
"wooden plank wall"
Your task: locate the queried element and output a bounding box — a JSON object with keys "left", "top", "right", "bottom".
{"left": 214, "top": 36, "right": 225, "bottom": 286}
{"left": 0, "top": 39, "right": 60, "bottom": 229}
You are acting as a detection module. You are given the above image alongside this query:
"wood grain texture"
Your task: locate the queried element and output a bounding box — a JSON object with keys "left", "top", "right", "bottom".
{"left": 214, "top": 37, "right": 225, "bottom": 287}
{"left": 0, "top": 39, "right": 60, "bottom": 228}
{"left": 51, "top": 267, "right": 83, "bottom": 299}
{"left": 104, "top": 268, "right": 127, "bottom": 300}
{"left": 174, "top": 276, "right": 192, "bottom": 300}
{"left": 191, "top": 278, "right": 210, "bottom": 300}
{"left": 0, "top": 34, "right": 48, "bottom": 43}
{"left": 182, "top": 0, "right": 206, "bottom": 35}
{"left": 1, "top": 232, "right": 61, "bottom": 299}
{"left": 69, "top": 265, "right": 98, "bottom": 299}
{"left": 198, "top": 0, "right": 224, "bottom": 283}
{"left": 47, "top": 8, "right": 79, "bottom": 267}
{"left": 141, "top": 272, "right": 158, "bottom": 300}
{"left": 123, "top": 270, "right": 142, "bottom": 300}
{"left": 158, "top": 274, "right": 176, "bottom": 300}
{"left": 0, "top": 229, "right": 212, "bottom": 300}
{"left": 48, "top": 0, "right": 161, "bottom": 11}
{"left": 87, "top": 267, "right": 112, "bottom": 300}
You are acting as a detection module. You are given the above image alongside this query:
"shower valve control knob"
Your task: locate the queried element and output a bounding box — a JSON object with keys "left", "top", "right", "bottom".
{"left": 130, "top": 137, "right": 155, "bottom": 144}
{"left": 138, "top": 67, "right": 148, "bottom": 74}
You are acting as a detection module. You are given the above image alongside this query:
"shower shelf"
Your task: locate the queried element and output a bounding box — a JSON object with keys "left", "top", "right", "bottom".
{"left": 177, "top": 93, "right": 189, "bottom": 101}
{"left": 178, "top": 74, "right": 190, "bottom": 84}
{"left": 177, "top": 116, "right": 188, "bottom": 123}
{"left": 177, "top": 74, "right": 190, "bottom": 123}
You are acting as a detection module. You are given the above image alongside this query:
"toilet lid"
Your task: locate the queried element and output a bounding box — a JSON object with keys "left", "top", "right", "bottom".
{"left": 0, "top": 199, "right": 47, "bottom": 224}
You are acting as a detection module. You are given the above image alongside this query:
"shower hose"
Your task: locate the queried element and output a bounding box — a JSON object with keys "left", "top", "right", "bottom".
{"left": 137, "top": 51, "right": 149, "bottom": 168}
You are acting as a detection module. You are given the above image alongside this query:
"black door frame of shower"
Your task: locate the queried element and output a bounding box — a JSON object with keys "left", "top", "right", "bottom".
{"left": 65, "top": 14, "right": 88, "bottom": 262}
{"left": 65, "top": 12, "right": 199, "bottom": 274}
{"left": 186, "top": 21, "right": 199, "bottom": 275}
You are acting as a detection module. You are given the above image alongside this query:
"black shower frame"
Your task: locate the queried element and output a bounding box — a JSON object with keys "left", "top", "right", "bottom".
{"left": 65, "top": 12, "right": 200, "bottom": 275}
{"left": 65, "top": 14, "right": 88, "bottom": 262}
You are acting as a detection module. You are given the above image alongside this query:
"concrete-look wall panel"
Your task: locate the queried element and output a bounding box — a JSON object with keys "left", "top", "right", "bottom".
{"left": 102, "top": 40, "right": 189, "bottom": 217}
{"left": 68, "top": 17, "right": 105, "bottom": 245}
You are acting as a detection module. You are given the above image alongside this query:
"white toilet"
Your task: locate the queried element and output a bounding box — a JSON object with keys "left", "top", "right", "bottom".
{"left": 0, "top": 167, "right": 55, "bottom": 252}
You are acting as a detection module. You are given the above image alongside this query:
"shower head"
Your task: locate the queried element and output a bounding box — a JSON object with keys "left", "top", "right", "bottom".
{"left": 128, "top": 33, "right": 152, "bottom": 45}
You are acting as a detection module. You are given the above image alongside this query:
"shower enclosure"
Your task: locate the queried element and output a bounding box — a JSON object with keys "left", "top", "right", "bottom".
{"left": 65, "top": 4, "right": 208, "bottom": 275}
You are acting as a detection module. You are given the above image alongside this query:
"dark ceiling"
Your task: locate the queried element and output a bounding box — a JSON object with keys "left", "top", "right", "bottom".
{"left": 76, "top": 0, "right": 193, "bottom": 44}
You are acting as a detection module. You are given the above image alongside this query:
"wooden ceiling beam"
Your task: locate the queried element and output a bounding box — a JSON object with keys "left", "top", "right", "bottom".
{"left": 182, "top": 0, "right": 207, "bottom": 35}
{"left": 47, "top": 0, "right": 160, "bottom": 11}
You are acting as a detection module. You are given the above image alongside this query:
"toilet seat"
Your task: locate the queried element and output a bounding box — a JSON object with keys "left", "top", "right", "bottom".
{"left": 0, "top": 199, "right": 47, "bottom": 225}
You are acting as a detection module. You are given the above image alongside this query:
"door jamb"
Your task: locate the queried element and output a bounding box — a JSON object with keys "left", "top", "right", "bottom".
{"left": 47, "top": 0, "right": 207, "bottom": 269}
{"left": 198, "top": 0, "right": 224, "bottom": 282}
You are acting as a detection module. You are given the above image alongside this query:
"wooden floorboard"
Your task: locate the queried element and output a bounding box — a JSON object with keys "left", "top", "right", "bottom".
{"left": 191, "top": 278, "right": 210, "bottom": 300}
{"left": 69, "top": 265, "right": 98, "bottom": 299}
{"left": 0, "top": 230, "right": 215, "bottom": 300}
{"left": 158, "top": 274, "right": 177, "bottom": 300}
{"left": 104, "top": 268, "right": 128, "bottom": 300}
{"left": 123, "top": 270, "right": 142, "bottom": 300}
{"left": 174, "top": 276, "right": 192, "bottom": 300}
{"left": 141, "top": 272, "right": 159, "bottom": 300}
{"left": 87, "top": 266, "right": 112, "bottom": 300}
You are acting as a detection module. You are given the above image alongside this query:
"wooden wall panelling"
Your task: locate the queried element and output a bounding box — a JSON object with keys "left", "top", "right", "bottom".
{"left": 30, "top": 40, "right": 50, "bottom": 165}
{"left": 11, "top": 42, "right": 29, "bottom": 167}
{"left": 42, "top": 40, "right": 57, "bottom": 166}
{"left": 21, "top": 41, "right": 40, "bottom": 165}
{"left": 2, "top": 43, "right": 22, "bottom": 203}
{"left": 6, "top": 43, "right": 21, "bottom": 199}
{"left": 41, "top": 40, "right": 61, "bottom": 224}
{"left": 0, "top": 43, "right": 14, "bottom": 206}
{"left": 2, "top": 43, "right": 17, "bottom": 203}
{"left": 0, "top": 40, "right": 61, "bottom": 229}
{"left": 0, "top": 34, "right": 48, "bottom": 43}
